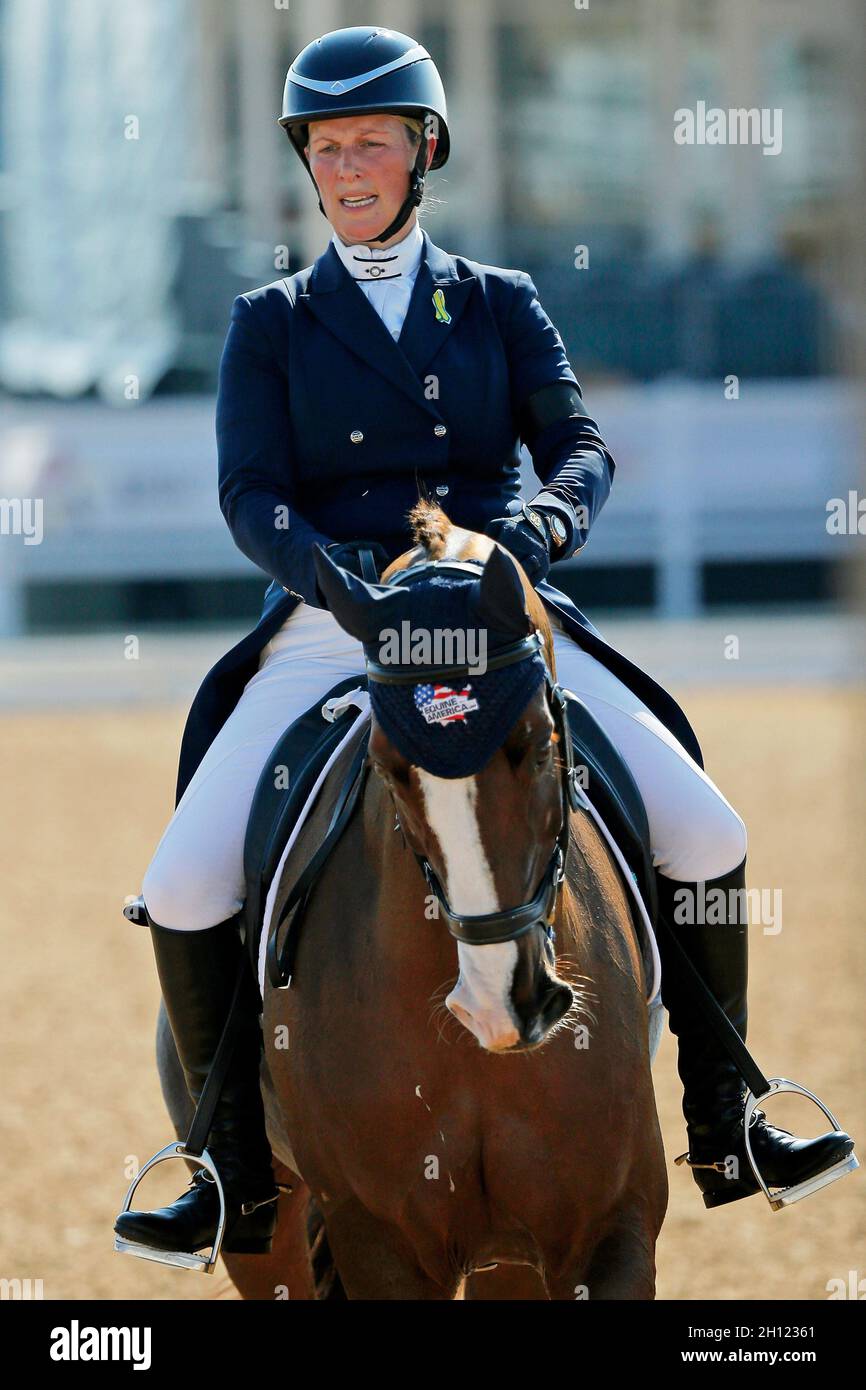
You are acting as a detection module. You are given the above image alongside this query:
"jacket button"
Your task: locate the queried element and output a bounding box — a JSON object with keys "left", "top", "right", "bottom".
{"left": 350, "top": 430, "right": 364, "bottom": 443}
{"left": 433, "top": 424, "right": 447, "bottom": 437}
{"left": 435, "top": 484, "right": 450, "bottom": 497}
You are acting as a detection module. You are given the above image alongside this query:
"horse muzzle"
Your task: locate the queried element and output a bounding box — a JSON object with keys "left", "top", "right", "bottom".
{"left": 446, "top": 936, "right": 574, "bottom": 1053}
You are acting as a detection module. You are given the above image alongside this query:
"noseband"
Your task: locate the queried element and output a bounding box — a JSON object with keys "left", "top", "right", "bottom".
{"left": 367, "top": 558, "right": 585, "bottom": 947}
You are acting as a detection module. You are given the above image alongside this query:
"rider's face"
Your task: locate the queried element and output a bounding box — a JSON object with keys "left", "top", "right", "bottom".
{"left": 306, "top": 114, "right": 435, "bottom": 247}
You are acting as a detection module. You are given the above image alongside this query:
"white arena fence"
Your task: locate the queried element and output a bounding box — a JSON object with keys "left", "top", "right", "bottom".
{"left": 0, "top": 380, "right": 862, "bottom": 635}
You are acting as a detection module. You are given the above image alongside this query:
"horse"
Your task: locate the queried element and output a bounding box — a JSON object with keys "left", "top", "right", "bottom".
{"left": 158, "top": 502, "right": 667, "bottom": 1299}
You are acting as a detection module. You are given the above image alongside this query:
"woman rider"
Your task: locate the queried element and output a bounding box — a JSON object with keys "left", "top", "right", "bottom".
{"left": 114, "top": 26, "right": 854, "bottom": 1260}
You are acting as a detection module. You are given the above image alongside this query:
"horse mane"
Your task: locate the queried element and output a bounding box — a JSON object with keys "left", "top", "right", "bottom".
{"left": 407, "top": 498, "right": 451, "bottom": 552}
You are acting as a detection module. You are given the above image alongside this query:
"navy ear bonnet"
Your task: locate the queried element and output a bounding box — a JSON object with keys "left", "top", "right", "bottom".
{"left": 365, "top": 575, "right": 547, "bottom": 778}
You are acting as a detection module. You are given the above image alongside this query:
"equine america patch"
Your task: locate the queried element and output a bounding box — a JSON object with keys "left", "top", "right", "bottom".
{"left": 414, "top": 682, "right": 479, "bottom": 726}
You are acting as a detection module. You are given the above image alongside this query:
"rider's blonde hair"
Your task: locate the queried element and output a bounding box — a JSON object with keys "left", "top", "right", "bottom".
{"left": 398, "top": 116, "right": 424, "bottom": 145}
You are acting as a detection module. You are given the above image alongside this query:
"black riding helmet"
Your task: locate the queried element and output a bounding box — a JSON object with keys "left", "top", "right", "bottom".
{"left": 278, "top": 25, "right": 450, "bottom": 245}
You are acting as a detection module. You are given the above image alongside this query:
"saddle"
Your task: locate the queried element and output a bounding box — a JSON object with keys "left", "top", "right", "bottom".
{"left": 243, "top": 676, "right": 657, "bottom": 992}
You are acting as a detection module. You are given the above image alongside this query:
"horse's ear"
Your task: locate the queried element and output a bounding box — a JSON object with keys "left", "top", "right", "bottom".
{"left": 313, "top": 545, "right": 404, "bottom": 643}
{"left": 471, "top": 543, "right": 532, "bottom": 640}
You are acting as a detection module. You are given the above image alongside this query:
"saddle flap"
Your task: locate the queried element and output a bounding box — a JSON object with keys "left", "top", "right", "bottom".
{"left": 243, "top": 676, "right": 369, "bottom": 976}
{"left": 563, "top": 692, "right": 659, "bottom": 994}
{"left": 563, "top": 692, "right": 655, "bottom": 910}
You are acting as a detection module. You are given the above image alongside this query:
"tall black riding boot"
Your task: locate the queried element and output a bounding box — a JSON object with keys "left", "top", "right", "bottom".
{"left": 655, "top": 857, "right": 854, "bottom": 1208}
{"left": 114, "top": 910, "right": 279, "bottom": 1254}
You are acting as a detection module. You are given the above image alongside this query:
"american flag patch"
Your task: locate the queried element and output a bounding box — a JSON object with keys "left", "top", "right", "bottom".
{"left": 413, "top": 682, "right": 479, "bottom": 726}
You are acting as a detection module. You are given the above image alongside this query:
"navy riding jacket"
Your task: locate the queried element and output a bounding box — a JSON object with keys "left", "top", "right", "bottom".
{"left": 216, "top": 228, "right": 615, "bottom": 622}
{"left": 174, "top": 228, "right": 704, "bottom": 806}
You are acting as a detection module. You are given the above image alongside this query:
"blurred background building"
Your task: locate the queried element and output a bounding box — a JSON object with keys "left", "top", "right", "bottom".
{"left": 0, "top": 0, "right": 864, "bottom": 635}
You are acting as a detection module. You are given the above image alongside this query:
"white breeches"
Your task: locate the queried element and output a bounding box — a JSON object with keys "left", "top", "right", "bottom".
{"left": 141, "top": 602, "right": 747, "bottom": 931}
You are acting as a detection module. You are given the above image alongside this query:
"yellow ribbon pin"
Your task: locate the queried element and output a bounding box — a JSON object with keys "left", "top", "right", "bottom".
{"left": 432, "top": 287, "right": 452, "bottom": 324}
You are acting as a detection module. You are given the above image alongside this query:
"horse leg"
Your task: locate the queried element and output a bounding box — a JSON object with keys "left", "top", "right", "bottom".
{"left": 322, "top": 1201, "right": 460, "bottom": 1300}
{"left": 544, "top": 1214, "right": 658, "bottom": 1301}
{"left": 463, "top": 1264, "right": 548, "bottom": 1300}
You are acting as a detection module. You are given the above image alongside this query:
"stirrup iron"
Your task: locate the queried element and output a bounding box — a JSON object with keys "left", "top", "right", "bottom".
{"left": 742, "top": 1077, "right": 858, "bottom": 1210}
{"left": 114, "top": 1142, "right": 227, "bottom": 1273}
{"left": 675, "top": 1076, "right": 858, "bottom": 1211}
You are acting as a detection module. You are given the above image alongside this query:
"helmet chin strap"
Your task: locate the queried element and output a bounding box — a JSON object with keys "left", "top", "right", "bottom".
{"left": 367, "top": 136, "right": 430, "bottom": 245}
{"left": 312, "top": 136, "right": 431, "bottom": 247}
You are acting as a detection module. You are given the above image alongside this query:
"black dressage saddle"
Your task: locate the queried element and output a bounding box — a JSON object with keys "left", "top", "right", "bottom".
{"left": 242, "top": 676, "right": 657, "bottom": 988}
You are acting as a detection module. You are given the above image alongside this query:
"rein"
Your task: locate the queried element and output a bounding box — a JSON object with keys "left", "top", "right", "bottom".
{"left": 366, "top": 558, "right": 586, "bottom": 948}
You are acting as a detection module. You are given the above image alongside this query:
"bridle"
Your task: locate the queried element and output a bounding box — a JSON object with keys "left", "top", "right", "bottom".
{"left": 366, "top": 557, "right": 585, "bottom": 947}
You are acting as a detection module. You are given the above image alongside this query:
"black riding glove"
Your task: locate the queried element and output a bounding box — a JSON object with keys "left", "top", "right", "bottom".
{"left": 314, "top": 539, "right": 390, "bottom": 607}
{"left": 484, "top": 505, "right": 552, "bottom": 585}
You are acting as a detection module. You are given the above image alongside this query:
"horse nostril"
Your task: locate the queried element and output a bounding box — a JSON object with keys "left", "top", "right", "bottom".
{"left": 521, "top": 982, "right": 574, "bottom": 1045}
{"left": 446, "top": 996, "right": 472, "bottom": 1028}
{"left": 541, "top": 978, "right": 572, "bottom": 1012}
{"left": 550, "top": 982, "right": 574, "bottom": 1018}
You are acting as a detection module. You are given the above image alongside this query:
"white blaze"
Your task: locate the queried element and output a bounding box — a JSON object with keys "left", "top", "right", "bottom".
{"left": 416, "top": 769, "right": 520, "bottom": 1051}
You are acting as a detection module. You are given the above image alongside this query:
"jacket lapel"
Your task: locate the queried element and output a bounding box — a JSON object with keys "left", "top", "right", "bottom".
{"left": 396, "top": 238, "right": 476, "bottom": 380}
{"left": 297, "top": 231, "right": 476, "bottom": 416}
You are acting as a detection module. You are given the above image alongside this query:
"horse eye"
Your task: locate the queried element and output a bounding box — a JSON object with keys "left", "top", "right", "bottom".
{"left": 371, "top": 758, "right": 408, "bottom": 787}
